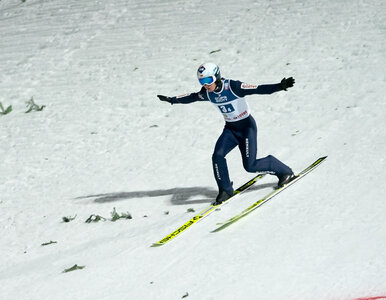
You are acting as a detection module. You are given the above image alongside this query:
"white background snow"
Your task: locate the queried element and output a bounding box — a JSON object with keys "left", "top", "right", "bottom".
{"left": 1, "top": 0, "right": 385, "bottom": 299}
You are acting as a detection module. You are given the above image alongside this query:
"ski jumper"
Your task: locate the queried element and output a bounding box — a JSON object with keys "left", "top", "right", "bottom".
{"left": 168, "top": 79, "right": 293, "bottom": 195}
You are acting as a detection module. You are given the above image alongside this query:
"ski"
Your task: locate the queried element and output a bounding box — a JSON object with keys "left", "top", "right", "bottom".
{"left": 212, "top": 156, "right": 327, "bottom": 232}
{"left": 151, "top": 173, "right": 266, "bottom": 247}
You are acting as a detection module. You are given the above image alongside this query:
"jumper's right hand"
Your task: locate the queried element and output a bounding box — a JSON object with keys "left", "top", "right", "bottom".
{"left": 157, "top": 95, "right": 173, "bottom": 104}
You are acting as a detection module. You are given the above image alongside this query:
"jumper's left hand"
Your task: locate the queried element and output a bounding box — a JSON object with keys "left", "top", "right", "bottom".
{"left": 280, "top": 77, "right": 295, "bottom": 91}
{"left": 157, "top": 95, "right": 173, "bottom": 104}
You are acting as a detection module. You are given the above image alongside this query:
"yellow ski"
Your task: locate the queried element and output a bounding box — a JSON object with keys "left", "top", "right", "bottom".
{"left": 151, "top": 173, "right": 266, "bottom": 247}
{"left": 212, "top": 156, "right": 327, "bottom": 232}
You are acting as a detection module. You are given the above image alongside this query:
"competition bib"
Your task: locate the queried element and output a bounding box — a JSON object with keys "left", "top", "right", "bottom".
{"left": 206, "top": 79, "right": 250, "bottom": 122}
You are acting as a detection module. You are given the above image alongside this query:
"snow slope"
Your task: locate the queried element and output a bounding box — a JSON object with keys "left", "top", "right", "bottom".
{"left": 1, "top": 0, "right": 385, "bottom": 299}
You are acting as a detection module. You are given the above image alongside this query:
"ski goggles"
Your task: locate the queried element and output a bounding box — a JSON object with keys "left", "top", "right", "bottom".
{"left": 198, "top": 75, "right": 216, "bottom": 86}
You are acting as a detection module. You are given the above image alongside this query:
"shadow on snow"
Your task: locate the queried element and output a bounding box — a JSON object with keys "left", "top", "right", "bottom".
{"left": 75, "top": 183, "right": 276, "bottom": 205}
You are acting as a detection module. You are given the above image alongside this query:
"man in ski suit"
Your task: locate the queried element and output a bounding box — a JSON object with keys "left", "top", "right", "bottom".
{"left": 157, "top": 62, "right": 295, "bottom": 205}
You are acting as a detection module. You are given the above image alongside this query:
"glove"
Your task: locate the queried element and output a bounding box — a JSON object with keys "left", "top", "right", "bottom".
{"left": 280, "top": 77, "right": 295, "bottom": 91}
{"left": 157, "top": 95, "right": 173, "bottom": 104}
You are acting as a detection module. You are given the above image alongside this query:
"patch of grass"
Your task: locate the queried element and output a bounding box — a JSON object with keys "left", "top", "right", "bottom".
{"left": 0, "top": 102, "right": 12, "bottom": 115}
{"left": 63, "top": 264, "right": 85, "bottom": 273}
{"left": 25, "top": 97, "right": 45, "bottom": 113}
{"left": 111, "top": 207, "right": 132, "bottom": 222}
{"left": 209, "top": 49, "right": 221, "bottom": 54}
{"left": 85, "top": 214, "right": 106, "bottom": 223}
{"left": 62, "top": 215, "right": 77, "bottom": 223}
{"left": 41, "top": 240, "right": 57, "bottom": 246}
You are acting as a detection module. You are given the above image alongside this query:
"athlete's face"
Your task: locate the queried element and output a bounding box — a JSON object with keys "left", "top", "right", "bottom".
{"left": 204, "top": 82, "right": 216, "bottom": 92}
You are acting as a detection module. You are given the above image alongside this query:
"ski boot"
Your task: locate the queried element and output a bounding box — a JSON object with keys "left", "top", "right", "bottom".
{"left": 212, "top": 190, "right": 233, "bottom": 205}
{"left": 277, "top": 173, "right": 296, "bottom": 188}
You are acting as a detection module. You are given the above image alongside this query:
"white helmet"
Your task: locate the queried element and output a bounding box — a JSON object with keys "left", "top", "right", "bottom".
{"left": 197, "top": 62, "right": 221, "bottom": 86}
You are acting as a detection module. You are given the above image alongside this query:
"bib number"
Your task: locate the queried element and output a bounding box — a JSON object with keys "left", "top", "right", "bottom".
{"left": 218, "top": 104, "right": 235, "bottom": 113}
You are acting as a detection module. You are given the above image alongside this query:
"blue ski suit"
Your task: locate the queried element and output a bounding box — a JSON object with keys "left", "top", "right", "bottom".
{"left": 168, "top": 78, "right": 293, "bottom": 195}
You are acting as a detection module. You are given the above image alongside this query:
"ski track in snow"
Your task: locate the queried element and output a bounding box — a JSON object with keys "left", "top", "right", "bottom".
{"left": 0, "top": 0, "right": 385, "bottom": 299}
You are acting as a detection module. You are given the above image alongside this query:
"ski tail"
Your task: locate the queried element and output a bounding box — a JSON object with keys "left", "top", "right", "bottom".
{"left": 151, "top": 173, "right": 266, "bottom": 247}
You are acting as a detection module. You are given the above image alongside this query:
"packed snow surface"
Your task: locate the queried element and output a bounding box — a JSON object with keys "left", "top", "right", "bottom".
{"left": 0, "top": 0, "right": 385, "bottom": 299}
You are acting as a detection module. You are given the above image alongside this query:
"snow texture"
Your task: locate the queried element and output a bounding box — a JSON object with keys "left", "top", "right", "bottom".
{"left": 0, "top": 0, "right": 385, "bottom": 299}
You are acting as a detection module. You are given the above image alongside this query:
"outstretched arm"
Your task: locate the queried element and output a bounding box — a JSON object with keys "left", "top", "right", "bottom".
{"left": 157, "top": 87, "right": 209, "bottom": 105}
{"left": 230, "top": 77, "right": 295, "bottom": 97}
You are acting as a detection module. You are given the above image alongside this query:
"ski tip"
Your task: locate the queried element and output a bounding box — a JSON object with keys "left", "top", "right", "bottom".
{"left": 319, "top": 155, "right": 328, "bottom": 160}
{"left": 150, "top": 243, "right": 164, "bottom": 248}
